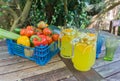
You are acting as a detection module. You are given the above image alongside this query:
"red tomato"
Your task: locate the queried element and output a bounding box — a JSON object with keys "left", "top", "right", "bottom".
{"left": 20, "top": 29, "right": 26, "bottom": 36}
{"left": 20, "top": 26, "right": 34, "bottom": 37}
{"left": 38, "top": 35, "right": 48, "bottom": 45}
{"left": 25, "top": 30, "right": 34, "bottom": 37}
{"left": 36, "top": 32, "right": 43, "bottom": 36}
{"left": 46, "top": 36, "right": 53, "bottom": 45}
{"left": 43, "top": 28, "right": 52, "bottom": 35}
{"left": 52, "top": 34, "right": 59, "bottom": 41}
{"left": 38, "top": 34, "right": 46, "bottom": 38}
{"left": 26, "top": 26, "right": 34, "bottom": 30}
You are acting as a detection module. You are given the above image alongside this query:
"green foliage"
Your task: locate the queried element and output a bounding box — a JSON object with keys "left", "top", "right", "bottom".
{"left": 1, "top": 5, "right": 9, "bottom": 8}
{"left": 67, "top": 0, "right": 90, "bottom": 29}
{"left": 0, "top": 0, "right": 26, "bottom": 30}
{"left": 26, "top": 0, "right": 64, "bottom": 27}
{"left": 2, "top": 0, "right": 11, "bottom": 2}
{"left": 0, "top": 12, "right": 3, "bottom": 16}
{"left": 89, "top": 0, "right": 102, "bottom": 4}
{"left": 1, "top": 0, "right": 102, "bottom": 29}
{"left": 26, "top": 0, "right": 102, "bottom": 29}
{"left": 0, "top": 4, "right": 9, "bottom": 30}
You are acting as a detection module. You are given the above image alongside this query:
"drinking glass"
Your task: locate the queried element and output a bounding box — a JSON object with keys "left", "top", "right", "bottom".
{"left": 96, "top": 33, "right": 105, "bottom": 59}
{"left": 104, "top": 37, "right": 120, "bottom": 61}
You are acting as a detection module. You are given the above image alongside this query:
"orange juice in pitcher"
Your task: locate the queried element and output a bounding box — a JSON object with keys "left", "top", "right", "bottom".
{"left": 60, "top": 28, "right": 76, "bottom": 58}
{"left": 72, "top": 32, "right": 97, "bottom": 71}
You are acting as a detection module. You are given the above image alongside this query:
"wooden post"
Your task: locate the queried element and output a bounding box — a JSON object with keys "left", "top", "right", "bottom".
{"left": 109, "top": 21, "right": 113, "bottom": 33}
{"left": 109, "top": 20, "right": 120, "bottom": 35}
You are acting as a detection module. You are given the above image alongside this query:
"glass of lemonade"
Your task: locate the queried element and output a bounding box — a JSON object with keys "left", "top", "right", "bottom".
{"left": 71, "top": 31, "right": 97, "bottom": 71}
{"left": 60, "top": 28, "right": 76, "bottom": 58}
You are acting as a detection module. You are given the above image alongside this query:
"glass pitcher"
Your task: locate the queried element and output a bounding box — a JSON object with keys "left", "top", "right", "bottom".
{"left": 60, "top": 28, "right": 77, "bottom": 58}
{"left": 71, "top": 31, "right": 97, "bottom": 71}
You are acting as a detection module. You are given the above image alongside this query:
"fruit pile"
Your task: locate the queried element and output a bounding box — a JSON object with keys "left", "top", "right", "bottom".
{"left": 17, "top": 21, "right": 59, "bottom": 47}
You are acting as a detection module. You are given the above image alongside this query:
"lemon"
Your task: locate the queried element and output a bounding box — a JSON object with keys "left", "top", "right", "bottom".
{"left": 82, "top": 44, "right": 93, "bottom": 55}
{"left": 88, "top": 33, "right": 95, "bottom": 37}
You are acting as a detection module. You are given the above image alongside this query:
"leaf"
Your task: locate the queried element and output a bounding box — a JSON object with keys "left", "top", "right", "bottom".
{"left": 0, "top": 12, "right": 3, "bottom": 16}
{"left": 1, "top": 5, "right": 9, "bottom": 8}
{"left": 3, "top": 0, "right": 11, "bottom": 2}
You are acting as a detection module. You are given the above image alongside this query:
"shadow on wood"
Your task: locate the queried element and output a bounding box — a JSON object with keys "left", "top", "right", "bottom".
{"left": 60, "top": 55, "right": 104, "bottom": 81}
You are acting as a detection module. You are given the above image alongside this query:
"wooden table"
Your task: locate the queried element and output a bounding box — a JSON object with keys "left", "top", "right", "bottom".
{"left": 0, "top": 40, "right": 120, "bottom": 81}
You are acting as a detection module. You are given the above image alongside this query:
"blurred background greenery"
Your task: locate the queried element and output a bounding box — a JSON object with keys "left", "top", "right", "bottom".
{"left": 0, "top": 0, "right": 120, "bottom": 32}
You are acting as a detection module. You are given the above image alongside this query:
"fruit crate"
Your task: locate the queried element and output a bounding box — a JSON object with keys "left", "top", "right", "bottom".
{"left": 6, "top": 39, "right": 60, "bottom": 66}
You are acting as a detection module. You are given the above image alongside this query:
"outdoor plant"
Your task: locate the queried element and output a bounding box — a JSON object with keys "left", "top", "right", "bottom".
{"left": 0, "top": 0, "right": 120, "bottom": 31}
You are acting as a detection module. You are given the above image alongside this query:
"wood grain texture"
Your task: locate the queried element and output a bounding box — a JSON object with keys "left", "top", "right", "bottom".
{"left": 0, "top": 55, "right": 60, "bottom": 67}
{"left": 0, "top": 61, "right": 38, "bottom": 75}
{"left": 22, "top": 67, "right": 73, "bottom": 81}
{"left": 95, "top": 60, "right": 120, "bottom": 78}
{"left": 0, "top": 56, "right": 28, "bottom": 67}
{"left": 59, "top": 76, "right": 78, "bottom": 81}
{"left": 106, "top": 72, "right": 120, "bottom": 81}
{"left": 0, "top": 40, "right": 6, "bottom": 46}
{"left": 0, "top": 52, "right": 13, "bottom": 60}
{"left": 0, "top": 61, "right": 65, "bottom": 81}
{"left": 0, "top": 46, "right": 8, "bottom": 52}
{"left": 1, "top": 39, "right": 120, "bottom": 81}
{"left": 93, "top": 46, "right": 120, "bottom": 68}
{"left": 0, "top": 55, "right": 61, "bottom": 75}
{"left": 61, "top": 57, "right": 104, "bottom": 81}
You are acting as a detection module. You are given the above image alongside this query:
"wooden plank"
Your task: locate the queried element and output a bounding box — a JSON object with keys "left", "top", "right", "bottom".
{"left": 82, "top": 68, "right": 104, "bottom": 81}
{"left": 113, "top": 26, "right": 119, "bottom": 35}
{"left": 0, "top": 52, "right": 8, "bottom": 55}
{"left": 0, "top": 52, "right": 13, "bottom": 60}
{"left": 0, "top": 57, "right": 28, "bottom": 67}
{"left": 22, "top": 67, "right": 73, "bottom": 81}
{"left": 95, "top": 60, "right": 120, "bottom": 78}
{"left": 0, "top": 46, "right": 8, "bottom": 52}
{"left": 0, "top": 55, "right": 61, "bottom": 75}
{"left": 61, "top": 57, "right": 104, "bottom": 81}
{"left": 106, "top": 72, "right": 120, "bottom": 81}
{"left": 0, "top": 61, "right": 66, "bottom": 81}
{"left": 0, "top": 40, "right": 6, "bottom": 46}
{"left": 59, "top": 76, "right": 78, "bottom": 81}
{"left": 0, "top": 55, "right": 60, "bottom": 67}
{"left": 93, "top": 46, "right": 120, "bottom": 68}
{"left": 0, "top": 61, "right": 37, "bottom": 75}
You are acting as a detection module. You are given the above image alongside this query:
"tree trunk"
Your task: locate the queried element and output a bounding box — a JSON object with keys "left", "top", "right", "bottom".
{"left": 87, "top": 0, "right": 120, "bottom": 29}
{"left": 64, "top": 0, "right": 68, "bottom": 26}
{"left": 10, "top": 0, "right": 33, "bottom": 32}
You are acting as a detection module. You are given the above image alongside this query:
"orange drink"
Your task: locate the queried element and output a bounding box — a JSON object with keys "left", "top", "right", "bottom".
{"left": 72, "top": 32, "right": 97, "bottom": 71}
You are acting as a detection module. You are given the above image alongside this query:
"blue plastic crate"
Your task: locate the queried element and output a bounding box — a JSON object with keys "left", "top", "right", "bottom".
{"left": 6, "top": 39, "right": 60, "bottom": 66}
{"left": 6, "top": 39, "right": 14, "bottom": 55}
{"left": 34, "top": 41, "right": 60, "bottom": 66}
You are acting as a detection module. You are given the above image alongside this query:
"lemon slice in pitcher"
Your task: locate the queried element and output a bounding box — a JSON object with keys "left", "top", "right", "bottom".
{"left": 72, "top": 43, "right": 87, "bottom": 63}
{"left": 82, "top": 44, "right": 93, "bottom": 55}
